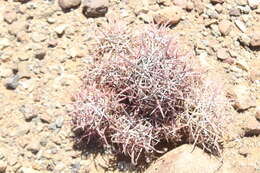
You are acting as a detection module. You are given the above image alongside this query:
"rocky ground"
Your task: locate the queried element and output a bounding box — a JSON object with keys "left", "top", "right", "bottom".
{"left": 0, "top": 0, "right": 259, "bottom": 172}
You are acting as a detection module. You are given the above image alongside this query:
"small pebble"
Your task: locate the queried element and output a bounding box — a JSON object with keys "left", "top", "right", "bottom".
{"left": 218, "top": 20, "right": 232, "bottom": 36}
{"left": 235, "top": 20, "right": 247, "bottom": 32}
{"left": 19, "top": 105, "right": 38, "bottom": 122}
{"left": 34, "top": 49, "right": 46, "bottom": 60}
{"left": 58, "top": 0, "right": 81, "bottom": 10}
{"left": 255, "top": 107, "right": 260, "bottom": 121}
{"left": 55, "top": 116, "right": 64, "bottom": 128}
{"left": 27, "top": 141, "right": 41, "bottom": 154}
{"left": 0, "top": 160, "right": 7, "bottom": 173}
{"left": 55, "top": 25, "right": 67, "bottom": 36}
{"left": 5, "top": 75, "right": 19, "bottom": 90}
{"left": 3, "top": 11, "right": 17, "bottom": 24}
{"left": 229, "top": 8, "right": 241, "bottom": 16}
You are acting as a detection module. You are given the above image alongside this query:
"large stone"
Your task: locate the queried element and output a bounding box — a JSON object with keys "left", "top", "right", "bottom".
{"left": 145, "top": 145, "right": 236, "bottom": 173}
{"left": 153, "top": 6, "right": 183, "bottom": 25}
{"left": 82, "top": 0, "right": 109, "bottom": 18}
{"left": 58, "top": 0, "right": 81, "bottom": 10}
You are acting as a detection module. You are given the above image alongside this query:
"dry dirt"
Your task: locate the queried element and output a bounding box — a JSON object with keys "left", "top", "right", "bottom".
{"left": 0, "top": 0, "right": 259, "bottom": 172}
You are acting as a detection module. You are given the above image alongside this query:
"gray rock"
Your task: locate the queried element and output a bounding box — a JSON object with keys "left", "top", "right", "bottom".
{"left": 82, "top": 0, "right": 109, "bottom": 18}
{"left": 5, "top": 75, "right": 19, "bottom": 90}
